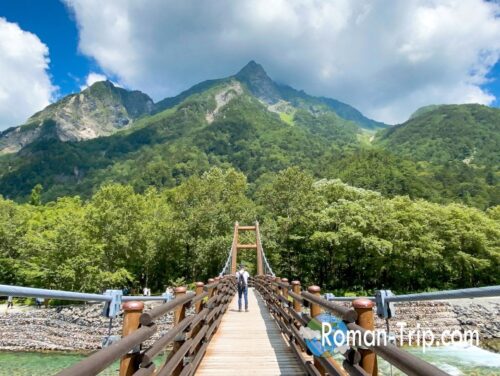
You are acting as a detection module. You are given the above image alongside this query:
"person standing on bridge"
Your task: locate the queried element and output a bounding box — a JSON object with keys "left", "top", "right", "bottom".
{"left": 236, "top": 264, "right": 249, "bottom": 312}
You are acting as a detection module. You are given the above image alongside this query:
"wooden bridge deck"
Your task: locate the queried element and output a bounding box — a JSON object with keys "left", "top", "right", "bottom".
{"left": 195, "top": 287, "right": 306, "bottom": 376}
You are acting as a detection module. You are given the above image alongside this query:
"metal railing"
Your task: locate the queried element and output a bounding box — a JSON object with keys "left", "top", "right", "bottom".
{"left": 324, "top": 285, "right": 500, "bottom": 319}
{"left": 0, "top": 284, "right": 173, "bottom": 318}
{"left": 0, "top": 284, "right": 112, "bottom": 302}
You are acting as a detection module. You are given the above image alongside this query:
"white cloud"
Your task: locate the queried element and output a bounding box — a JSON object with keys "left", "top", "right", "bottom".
{"left": 80, "top": 72, "right": 107, "bottom": 90}
{"left": 65, "top": 0, "right": 500, "bottom": 123}
{"left": 0, "top": 18, "right": 56, "bottom": 130}
{"left": 79, "top": 72, "right": 121, "bottom": 90}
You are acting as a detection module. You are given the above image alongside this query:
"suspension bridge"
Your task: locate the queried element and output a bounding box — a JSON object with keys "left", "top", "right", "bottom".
{"left": 1, "top": 221, "right": 499, "bottom": 376}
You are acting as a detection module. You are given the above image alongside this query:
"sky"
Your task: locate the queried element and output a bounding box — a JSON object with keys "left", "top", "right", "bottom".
{"left": 0, "top": 0, "right": 499, "bottom": 130}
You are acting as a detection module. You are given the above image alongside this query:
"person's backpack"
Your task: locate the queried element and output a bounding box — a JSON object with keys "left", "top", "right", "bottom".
{"left": 237, "top": 272, "right": 246, "bottom": 289}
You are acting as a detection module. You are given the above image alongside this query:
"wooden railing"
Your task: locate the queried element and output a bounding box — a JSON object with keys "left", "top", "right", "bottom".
{"left": 57, "top": 276, "right": 236, "bottom": 376}
{"left": 253, "top": 275, "right": 449, "bottom": 376}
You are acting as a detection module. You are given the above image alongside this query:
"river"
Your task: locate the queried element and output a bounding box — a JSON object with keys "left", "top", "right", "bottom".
{"left": 0, "top": 343, "right": 498, "bottom": 375}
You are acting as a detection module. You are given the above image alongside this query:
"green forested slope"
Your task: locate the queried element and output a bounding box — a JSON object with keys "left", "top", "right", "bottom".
{"left": 0, "top": 65, "right": 498, "bottom": 210}
{"left": 377, "top": 104, "right": 500, "bottom": 165}
{"left": 374, "top": 104, "right": 500, "bottom": 208}
{"left": 0, "top": 82, "right": 362, "bottom": 201}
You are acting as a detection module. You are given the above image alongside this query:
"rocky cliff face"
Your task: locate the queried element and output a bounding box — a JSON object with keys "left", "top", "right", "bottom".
{"left": 0, "top": 81, "right": 153, "bottom": 154}
{"left": 235, "top": 60, "right": 282, "bottom": 104}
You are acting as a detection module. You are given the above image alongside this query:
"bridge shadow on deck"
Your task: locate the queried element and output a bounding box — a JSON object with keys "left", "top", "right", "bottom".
{"left": 252, "top": 288, "right": 306, "bottom": 375}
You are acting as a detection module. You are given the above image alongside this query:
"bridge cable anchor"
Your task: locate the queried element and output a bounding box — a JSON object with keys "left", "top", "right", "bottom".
{"left": 375, "top": 289, "right": 395, "bottom": 319}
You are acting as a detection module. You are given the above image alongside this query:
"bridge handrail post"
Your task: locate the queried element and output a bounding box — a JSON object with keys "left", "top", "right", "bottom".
{"left": 281, "top": 278, "right": 289, "bottom": 301}
{"left": 307, "top": 285, "right": 322, "bottom": 317}
{"left": 353, "top": 298, "right": 378, "bottom": 375}
{"left": 194, "top": 282, "right": 205, "bottom": 313}
{"left": 214, "top": 277, "right": 221, "bottom": 297}
{"left": 190, "top": 281, "right": 205, "bottom": 358}
{"left": 211, "top": 277, "right": 222, "bottom": 336}
{"left": 275, "top": 277, "right": 282, "bottom": 298}
{"left": 166, "top": 286, "right": 188, "bottom": 376}
{"left": 119, "top": 301, "right": 145, "bottom": 376}
{"left": 308, "top": 285, "right": 348, "bottom": 376}
{"left": 206, "top": 277, "right": 215, "bottom": 293}
{"left": 291, "top": 281, "right": 302, "bottom": 313}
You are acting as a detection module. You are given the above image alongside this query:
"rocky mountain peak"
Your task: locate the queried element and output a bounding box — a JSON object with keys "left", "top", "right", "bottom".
{"left": 236, "top": 60, "right": 269, "bottom": 80}
{"left": 235, "top": 61, "right": 281, "bottom": 104}
{"left": 0, "top": 81, "right": 153, "bottom": 154}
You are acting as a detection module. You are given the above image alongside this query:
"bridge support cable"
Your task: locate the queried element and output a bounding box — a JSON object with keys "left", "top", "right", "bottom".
{"left": 255, "top": 220, "right": 276, "bottom": 277}
{"left": 218, "top": 247, "right": 233, "bottom": 276}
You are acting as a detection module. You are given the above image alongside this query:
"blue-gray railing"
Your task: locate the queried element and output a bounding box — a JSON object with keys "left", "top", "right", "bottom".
{"left": 324, "top": 285, "right": 500, "bottom": 318}
{"left": 0, "top": 284, "right": 173, "bottom": 318}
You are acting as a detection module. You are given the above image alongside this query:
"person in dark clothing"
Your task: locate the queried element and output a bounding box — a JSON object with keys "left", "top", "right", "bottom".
{"left": 236, "top": 264, "right": 249, "bottom": 312}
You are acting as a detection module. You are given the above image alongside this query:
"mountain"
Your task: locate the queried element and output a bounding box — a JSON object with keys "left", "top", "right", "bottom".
{"left": 0, "top": 81, "right": 153, "bottom": 154}
{"left": 0, "top": 62, "right": 497, "bottom": 209}
{"left": 0, "top": 61, "right": 384, "bottom": 156}
{"left": 237, "top": 61, "right": 387, "bottom": 130}
{"left": 155, "top": 61, "right": 388, "bottom": 130}
{"left": 376, "top": 104, "right": 500, "bottom": 166}
{"left": 0, "top": 74, "right": 363, "bottom": 201}
{"left": 408, "top": 104, "right": 443, "bottom": 120}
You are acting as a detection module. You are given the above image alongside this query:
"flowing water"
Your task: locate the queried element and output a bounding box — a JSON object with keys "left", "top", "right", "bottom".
{"left": 0, "top": 351, "right": 166, "bottom": 375}
{"left": 0, "top": 344, "right": 498, "bottom": 375}
{"left": 378, "top": 343, "right": 500, "bottom": 375}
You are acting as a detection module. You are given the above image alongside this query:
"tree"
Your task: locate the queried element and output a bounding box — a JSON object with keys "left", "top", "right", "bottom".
{"left": 29, "top": 184, "right": 43, "bottom": 206}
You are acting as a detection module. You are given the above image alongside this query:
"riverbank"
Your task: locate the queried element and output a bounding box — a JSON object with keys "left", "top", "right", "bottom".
{"left": 0, "top": 297, "right": 498, "bottom": 352}
{"left": 0, "top": 301, "right": 173, "bottom": 351}
{"left": 372, "top": 297, "right": 500, "bottom": 346}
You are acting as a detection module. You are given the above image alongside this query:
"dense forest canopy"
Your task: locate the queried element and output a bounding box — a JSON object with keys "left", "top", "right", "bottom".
{"left": 1, "top": 167, "right": 498, "bottom": 294}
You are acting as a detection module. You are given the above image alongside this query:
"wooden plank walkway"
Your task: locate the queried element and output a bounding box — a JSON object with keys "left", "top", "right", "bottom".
{"left": 196, "top": 288, "right": 306, "bottom": 375}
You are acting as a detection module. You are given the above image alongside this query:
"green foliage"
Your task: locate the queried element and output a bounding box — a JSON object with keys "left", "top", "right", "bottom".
{"left": 256, "top": 170, "right": 499, "bottom": 293}
{"left": 378, "top": 104, "right": 499, "bottom": 166}
{"left": 0, "top": 167, "right": 498, "bottom": 294}
{"left": 373, "top": 104, "right": 499, "bottom": 208}
{"left": 29, "top": 184, "right": 43, "bottom": 206}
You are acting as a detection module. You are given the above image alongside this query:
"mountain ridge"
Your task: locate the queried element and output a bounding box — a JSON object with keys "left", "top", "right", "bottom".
{"left": 0, "top": 81, "right": 154, "bottom": 154}
{"left": 0, "top": 61, "right": 386, "bottom": 154}
{"left": 0, "top": 62, "right": 498, "bottom": 209}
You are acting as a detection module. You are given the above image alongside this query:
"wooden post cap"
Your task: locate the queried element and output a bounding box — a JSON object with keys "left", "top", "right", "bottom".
{"left": 208, "top": 278, "right": 215, "bottom": 283}
{"left": 195, "top": 282, "right": 205, "bottom": 287}
{"left": 174, "top": 286, "right": 187, "bottom": 294}
{"left": 291, "top": 280, "right": 301, "bottom": 286}
{"left": 352, "top": 298, "right": 375, "bottom": 309}
{"left": 281, "top": 278, "right": 289, "bottom": 283}
{"left": 308, "top": 285, "right": 321, "bottom": 293}
{"left": 123, "top": 301, "right": 144, "bottom": 312}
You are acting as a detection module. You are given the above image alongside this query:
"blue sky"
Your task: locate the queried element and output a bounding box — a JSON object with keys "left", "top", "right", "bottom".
{"left": 486, "top": 62, "right": 500, "bottom": 107}
{"left": 1, "top": 0, "right": 98, "bottom": 96}
{"left": 0, "top": 0, "right": 499, "bottom": 128}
